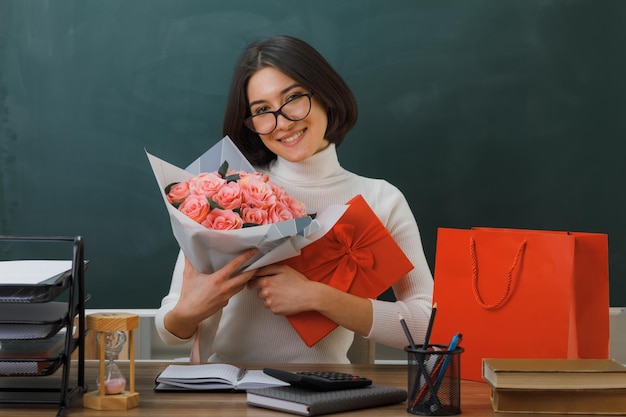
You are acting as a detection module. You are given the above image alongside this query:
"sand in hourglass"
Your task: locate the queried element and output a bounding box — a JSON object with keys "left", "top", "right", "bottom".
{"left": 96, "top": 331, "right": 127, "bottom": 395}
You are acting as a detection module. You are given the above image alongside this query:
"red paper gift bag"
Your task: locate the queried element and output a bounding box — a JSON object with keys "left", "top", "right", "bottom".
{"left": 430, "top": 227, "right": 610, "bottom": 381}
{"left": 280, "top": 194, "right": 414, "bottom": 347}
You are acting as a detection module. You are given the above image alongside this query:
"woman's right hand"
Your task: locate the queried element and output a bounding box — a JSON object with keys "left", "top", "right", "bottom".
{"left": 164, "top": 248, "right": 258, "bottom": 339}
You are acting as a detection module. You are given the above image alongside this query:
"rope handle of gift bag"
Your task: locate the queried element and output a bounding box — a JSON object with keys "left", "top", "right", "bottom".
{"left": 469, "top": 236, "right": 527, "bottom": 310}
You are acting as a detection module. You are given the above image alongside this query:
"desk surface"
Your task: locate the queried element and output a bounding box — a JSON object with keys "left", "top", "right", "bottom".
{"left": 0, "top": 361, "right": 583, "bottom": 417}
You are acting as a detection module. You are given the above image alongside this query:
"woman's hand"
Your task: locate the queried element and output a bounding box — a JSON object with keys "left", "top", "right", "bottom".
{"left": 248, "top": 264, "right": 318, "bottom": 315}
{"left": 165, "top": 248, "right": 258, "bottom": 339}
{"left": 248, "top": 264, "right": 315, "bottom": 315}
{"left": 250, "top": 263, "right": 374, "bottom": 336}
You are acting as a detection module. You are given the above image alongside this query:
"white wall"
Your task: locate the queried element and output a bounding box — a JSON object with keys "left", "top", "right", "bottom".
{"left": 86, "top": 308, "right": 626, "bottom": 365}
{"left": 610, "top": 307, "right": 626, "bottom": 365}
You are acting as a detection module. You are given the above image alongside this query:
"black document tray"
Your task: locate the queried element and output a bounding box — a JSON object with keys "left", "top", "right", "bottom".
{"left": 0, "top": 302, "right": 68, "bottom": 339}
{"left": 0, "top": 269, "right": 72, "bottom": 303}
{"left": 0, "top": 333, "right": 68, "bottom": 376}
{"left": 0, "top": 355, "right": 65, "bottom": 377}
{"left": 0, "top": 235, "right": 87, "bottom": 416}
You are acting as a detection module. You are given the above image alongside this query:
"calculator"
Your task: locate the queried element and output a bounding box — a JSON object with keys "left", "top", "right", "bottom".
{"left": 263, "top": 368, "right": 373, "bottom": 391}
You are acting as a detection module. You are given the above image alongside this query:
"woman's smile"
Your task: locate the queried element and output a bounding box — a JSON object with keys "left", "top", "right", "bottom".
{"left": 277, "top": 129, "right": 305, "bottom": 144}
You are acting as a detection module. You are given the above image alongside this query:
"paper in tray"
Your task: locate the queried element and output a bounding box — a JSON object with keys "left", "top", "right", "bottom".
{"left": 0, "top": 260, "right": 89, "bottom": 303}
{"left": 0, "top": 260, "right": 73, "bottom": 303}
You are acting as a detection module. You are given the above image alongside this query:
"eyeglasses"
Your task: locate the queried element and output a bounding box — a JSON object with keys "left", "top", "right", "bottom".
{"left": 244, "top": 93, "right": 314, "bottom": 135}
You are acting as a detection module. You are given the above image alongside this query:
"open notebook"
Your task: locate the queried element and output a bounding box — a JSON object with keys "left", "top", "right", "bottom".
{"left": 154, "top": 363, "right": 289, "bottom": 392}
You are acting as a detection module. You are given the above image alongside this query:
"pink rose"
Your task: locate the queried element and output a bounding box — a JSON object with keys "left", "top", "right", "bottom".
{"left": 189, "top": 172, "right": 226, "bottom": 199}
{"left": 178, "top": 194, "right": 210, "bottom": 223}
{"left": 270, "top": 183, "right": 287, "bottom": 199}
{"left": 212, "top": 181, "right": 242, "bottom": 210}
{"left": 201, "top": 208, "right": 243, "bottom": 230}
{"left": 241, "top": 204, "right": 270, "bottom": 225}
{"left": 281, "top": 195, "right": 308, "bottom": 218}
{"left": 166, "top": 181, "right": 191, "bottom": 205}
{"left": 240, "top": 176, "right": 276, "bottom": 209}
{"left": 268, "top": 201, "right": 296, "bottom": 223}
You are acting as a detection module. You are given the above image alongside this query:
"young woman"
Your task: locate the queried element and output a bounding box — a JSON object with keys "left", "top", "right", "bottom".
{"left": 155, "top": 35, "right": 433, "bottom": 363}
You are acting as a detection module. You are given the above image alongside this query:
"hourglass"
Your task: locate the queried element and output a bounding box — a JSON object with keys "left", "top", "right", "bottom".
{"left": 98, "top": 330, "right": 127, "bottom": 394}
{"left": 83, "top": 312, "right": 140, "bottom": 410}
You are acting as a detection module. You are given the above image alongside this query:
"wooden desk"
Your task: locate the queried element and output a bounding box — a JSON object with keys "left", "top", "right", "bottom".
{"left": 0, "top": 361, "right": 569, "bottom": 416}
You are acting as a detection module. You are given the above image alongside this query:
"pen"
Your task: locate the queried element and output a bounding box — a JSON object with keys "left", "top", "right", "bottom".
{"left": 398, "top": 313, "right": 417, "bottom": 350}
{"left": 423, "top": 302, "right": 437, "bottom": 349}
{"left": 432, "top": 333, "right": 462, "bottom": 392}
{"left": 236, "top": 367, "right": 247, "bottom": 382}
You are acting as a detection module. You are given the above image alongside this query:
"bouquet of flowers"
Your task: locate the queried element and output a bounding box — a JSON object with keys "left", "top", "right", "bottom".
{"left": 146, "top": 136, "right": 346, "bottom": 274}
{"left": 148, "top": 136, "right": 414, "bottom": 348}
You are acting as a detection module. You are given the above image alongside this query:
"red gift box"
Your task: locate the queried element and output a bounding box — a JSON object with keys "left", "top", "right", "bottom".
{"left": 280, "top": 194, "right": 414, "bottom": 347}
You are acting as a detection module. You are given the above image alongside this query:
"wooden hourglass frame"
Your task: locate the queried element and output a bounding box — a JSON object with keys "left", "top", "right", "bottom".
{"left": 83, "top": 312, "right": 140, "bottom": 410}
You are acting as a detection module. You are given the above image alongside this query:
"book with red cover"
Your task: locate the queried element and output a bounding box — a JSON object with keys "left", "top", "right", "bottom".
{"left": 280, "top": 194, "right": 414, "bottom": 347}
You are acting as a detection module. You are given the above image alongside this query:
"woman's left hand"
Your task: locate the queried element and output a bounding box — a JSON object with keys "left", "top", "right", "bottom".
{"left": 248, "top": 264, "right": 315, "bottom": 315}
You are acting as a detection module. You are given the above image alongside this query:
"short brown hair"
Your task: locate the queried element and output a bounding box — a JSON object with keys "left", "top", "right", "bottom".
{"left": 223, "top": 35, "right": 358, "bottom": 167}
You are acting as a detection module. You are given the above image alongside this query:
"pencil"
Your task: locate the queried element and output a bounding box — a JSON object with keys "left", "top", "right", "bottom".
{"left": 423, "top": 302, "right": 437, "bottom": 349}
{"left": 412, "top": 353, "right": 445, "bottom": 408}
{"left": 398, "top": 313, "right": 417, "bottom": 350}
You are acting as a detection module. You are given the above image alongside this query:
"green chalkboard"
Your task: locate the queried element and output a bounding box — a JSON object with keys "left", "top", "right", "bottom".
{"left": 1, "top": 0, "right": 625, "bottom": 308}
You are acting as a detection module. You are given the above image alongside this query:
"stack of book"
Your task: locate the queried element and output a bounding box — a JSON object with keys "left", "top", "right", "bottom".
{"left": 482, "top": 358, "right": 626, "bottom": 414}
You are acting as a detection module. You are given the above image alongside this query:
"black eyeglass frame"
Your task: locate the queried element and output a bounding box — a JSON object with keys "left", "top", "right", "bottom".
{"left": 243, "top": 92, "right": 314, "bottom": 135}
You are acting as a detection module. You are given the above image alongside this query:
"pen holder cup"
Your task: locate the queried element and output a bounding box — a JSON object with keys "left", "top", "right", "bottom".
{"left": 405, "top": 344, "right": 464, "bottom": 416}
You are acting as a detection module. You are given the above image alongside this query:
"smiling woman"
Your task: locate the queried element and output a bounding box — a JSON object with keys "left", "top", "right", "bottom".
{"left": 155, "top": 34, "right": 435, "bottom": 365}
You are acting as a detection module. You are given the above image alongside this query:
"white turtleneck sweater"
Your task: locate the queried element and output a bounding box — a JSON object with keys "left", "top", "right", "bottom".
{"left": 155, "top": 143, "right": 433, "bottom": 363}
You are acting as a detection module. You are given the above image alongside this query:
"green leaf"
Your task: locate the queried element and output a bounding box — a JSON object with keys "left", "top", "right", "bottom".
{"left": 218, "top": 160, "right": 229, "bottom": 178}
{"left": 208, "top": 198, "right": 224, "bottom": 210}
{"left": 224, "top": 173, "right": 241, "bottom": 182}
